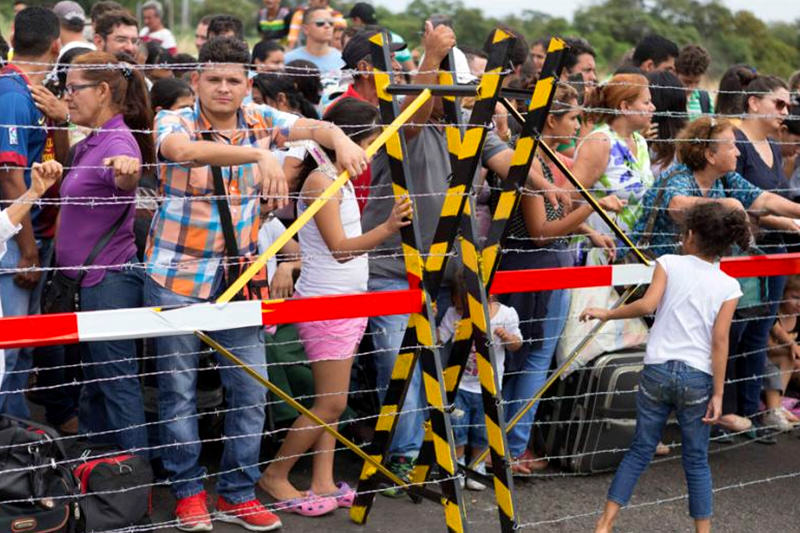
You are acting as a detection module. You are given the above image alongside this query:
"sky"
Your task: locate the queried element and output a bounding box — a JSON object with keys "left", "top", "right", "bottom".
{"left": 374, "top": 0, "right": 800, "bottom": 23}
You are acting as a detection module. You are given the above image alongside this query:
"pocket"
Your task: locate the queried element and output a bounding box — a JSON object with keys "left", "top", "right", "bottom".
{"left": 682, "top": 378, "right": 712, "bottom": 407}
{"left": 638, "top": 370, "right": 661, "bottom": 402}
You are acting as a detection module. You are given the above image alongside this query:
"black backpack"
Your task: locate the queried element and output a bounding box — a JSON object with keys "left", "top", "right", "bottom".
{"left": 0, "top": 415, "right": 79, "bottom": 533}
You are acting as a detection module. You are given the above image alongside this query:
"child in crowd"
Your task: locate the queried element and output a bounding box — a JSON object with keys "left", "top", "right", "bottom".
{"left": 258, "top": 98, "right": 412, "bottom": 516}
{"left": 580, "top": 202, "right": 750, "bottom": 533}
{"left": 765, "top": 275, "right": 800, "bottom": 429}
{"left": 437, "top": 275, "right": 522, "bottom": 490}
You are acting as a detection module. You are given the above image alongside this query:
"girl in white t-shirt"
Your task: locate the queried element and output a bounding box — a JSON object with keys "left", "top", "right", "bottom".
{"left": 258, "top": 98, "right": 412, "bottom": 516}
{"left": 580, "top": 202, "right": 750, "bottom": 533}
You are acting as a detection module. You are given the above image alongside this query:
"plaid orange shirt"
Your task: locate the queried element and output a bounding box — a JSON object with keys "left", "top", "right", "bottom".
{"left": 146, "top": 102, "right": 297, "bottom": 299}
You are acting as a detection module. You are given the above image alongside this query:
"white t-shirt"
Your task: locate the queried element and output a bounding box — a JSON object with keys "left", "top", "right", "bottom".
{"left": 646, "top": 254, "right": 742, "bottom": 375}
{"left": 0, "top": 210, "right": 21, "bottom": 382}
{"left": 139, "top": 27, "right": 177, "bottom": 53}
{"left": 438, "top": 303, "right": 521, "bottom": 394}
{"left": 295, "top": 176, "right": 367, "bottom": 296}
{"left": 257, "top": 216, "right": 288, "bottom": 285}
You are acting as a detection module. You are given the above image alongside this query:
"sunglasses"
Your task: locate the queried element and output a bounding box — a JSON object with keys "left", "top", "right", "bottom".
{"left": 313, "top": 19, "right": 333, "bottom": 27}
{"left": 772, "top": 98, "right": 791, "bottom": 112}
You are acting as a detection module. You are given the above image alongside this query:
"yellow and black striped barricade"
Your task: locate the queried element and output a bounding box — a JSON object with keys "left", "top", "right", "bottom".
{"left": 349, "top": 31, "right": 468, "bottom": 533}
{"left": 407, "top": 28, "right": 517, "bottom": 522}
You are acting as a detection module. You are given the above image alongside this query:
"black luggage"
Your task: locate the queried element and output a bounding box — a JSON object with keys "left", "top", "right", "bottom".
{"left": 0, "top": 415, "right": 79, "bottom": 532}
{"left": 561, "top": 348, "right": 645, "bottom": 473}
{"left": 72, "top": 446, "right": 153, "bottom": 532}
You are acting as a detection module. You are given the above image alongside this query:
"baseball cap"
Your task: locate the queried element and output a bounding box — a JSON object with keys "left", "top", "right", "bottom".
{"left": 53, "top": 1, "right": 87, "bottom": 28}
{"left": 342, "top": 29, "right": 405, "bottom": 69}
{"left": 346, "top": 3, "right": 378, "bottom": 25}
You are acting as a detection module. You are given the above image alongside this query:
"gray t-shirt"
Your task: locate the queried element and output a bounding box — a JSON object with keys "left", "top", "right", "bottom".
{"left": 362, "top": 125, "right": 507, "bottom": 280}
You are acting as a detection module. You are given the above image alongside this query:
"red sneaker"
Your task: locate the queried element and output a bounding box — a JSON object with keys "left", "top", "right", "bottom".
{"left": 175, "top": 491, "right": 213, "bottom": 532}
{"left": 215, "top": 497, "right": 282, "bottom": 531}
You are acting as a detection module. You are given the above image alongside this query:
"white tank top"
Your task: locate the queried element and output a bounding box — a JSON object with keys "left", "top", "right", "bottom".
{"left": 295, "top": 171, "right": 368, "bottom": 296}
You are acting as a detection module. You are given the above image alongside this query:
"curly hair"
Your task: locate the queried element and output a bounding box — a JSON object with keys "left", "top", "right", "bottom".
{"left": 676, "top": 116, "right": 734, "bottom": 172}
{"left": 683, "top": 202, "right": 751, "bottom": 258}
{"left": 675, "top": 45, "right": 711, "bottom": 77}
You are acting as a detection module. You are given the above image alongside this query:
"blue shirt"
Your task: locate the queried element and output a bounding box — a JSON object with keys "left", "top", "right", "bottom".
{"left": 284, "top": 47, "right": 344, "bottom": 77}
{"left": 0, "top": 65, "right": 48, "bottom": 226}
{"left": 734, "top": 128, "right": 788, "bottom": 197}
{"left": 633, "top": 163, "right": 763, "bottom": 257}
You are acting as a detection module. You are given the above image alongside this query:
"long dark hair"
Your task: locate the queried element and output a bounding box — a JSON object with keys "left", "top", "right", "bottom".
{"left": 715, "top": 64, "right": 757, "bottom": 116}
{"left": 647, "top": 70, "right": 687, "bottom": 168}
{"left": 297, "top": 98, "right": 379, "bottom": 186}
{"left": 252, "top": 73, "right": 318, "bottom": 119}
{"left": 285, "top": 59, "right": 323, "bottom": 110}
{"left": 71, "top": 52, "right": 155, "bottom": 165}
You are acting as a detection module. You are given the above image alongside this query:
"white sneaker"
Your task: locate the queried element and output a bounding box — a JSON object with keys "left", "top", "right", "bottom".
{"left": 466, "top": 462, "right": 487, "bottom": 491}
{"left": 780, "top": 406, "right": 800, "bottom": 426}
{"left": 763, "top": 408, "right": 793, "bottom": 432}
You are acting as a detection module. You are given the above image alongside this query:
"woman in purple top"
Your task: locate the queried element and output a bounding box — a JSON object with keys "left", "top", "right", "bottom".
{"left": 57, "top": 51, "right": 154, "bottom": 453}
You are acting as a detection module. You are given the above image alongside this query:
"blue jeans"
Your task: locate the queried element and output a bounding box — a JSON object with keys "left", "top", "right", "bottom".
{"left": 608, "top": 361, "right": 713, "bottom": 519}
{"left": 369, "top": 276, "right": 425, "bottom": 458}
{"left": 79, "top": 265, "right": 148, "bottom": 454}
{"left": 0, "top": 238, "right": 51, "bottom": 417}
{"left": 367, "top": 276, "right": 451, "bottom": 459}
{"left": 144, "top": 275, "right": 267, "bottom": 503}
{"left": 728, "top": 273, "right": 786, "bottom": 417}
{"left": 502, "top": 289, "right": 569, "bottom": 458}
{"left": 452, "top": 389, "right": 486, "bottom": 450}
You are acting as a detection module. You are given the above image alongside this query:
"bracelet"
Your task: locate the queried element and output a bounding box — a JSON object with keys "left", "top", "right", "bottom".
{"left": 56, "top": 112, "right": 70, "bottom": 127}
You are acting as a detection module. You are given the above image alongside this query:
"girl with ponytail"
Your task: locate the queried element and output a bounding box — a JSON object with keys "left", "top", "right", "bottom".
{"left": 54, "top": 51, "right": 150, "bottom": 452}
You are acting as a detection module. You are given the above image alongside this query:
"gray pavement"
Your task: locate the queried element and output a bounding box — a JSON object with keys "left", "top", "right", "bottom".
{"left": 151, "top": 430, "right": 800, "bottom": 533}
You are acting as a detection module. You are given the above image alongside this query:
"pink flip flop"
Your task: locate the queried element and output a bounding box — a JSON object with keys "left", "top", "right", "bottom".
{"left": 272, "top": 493, "right": 337, "bottom": 517}
{"left": 329, "top": 482, "right": 356, "bottom": 508}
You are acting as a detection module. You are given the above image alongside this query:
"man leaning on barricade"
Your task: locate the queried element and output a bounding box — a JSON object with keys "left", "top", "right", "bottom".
{"left": 143, "top": 35, "right": 369, "bottom": 531}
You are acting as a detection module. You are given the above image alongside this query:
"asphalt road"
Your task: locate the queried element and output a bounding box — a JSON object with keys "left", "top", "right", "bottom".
{"left": 150, "top": 430, "right": 800, "bottom": 533}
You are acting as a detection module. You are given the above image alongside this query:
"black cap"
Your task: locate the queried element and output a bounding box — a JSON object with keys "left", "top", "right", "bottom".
{"left": 346, "top": 2, "right": 378, "bottom": 25}
{"left": 342, "top": 29, "right": 405, "bottom": 69}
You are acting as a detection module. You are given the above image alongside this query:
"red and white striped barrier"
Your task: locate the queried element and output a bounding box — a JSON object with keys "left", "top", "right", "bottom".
{"left": 2, "top": 252, "right": 799, "bottom": 349}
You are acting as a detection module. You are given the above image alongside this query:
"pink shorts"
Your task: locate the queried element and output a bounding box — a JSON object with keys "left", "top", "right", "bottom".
{"left": 293, "top": 299, "right": 368, "bottom": 361}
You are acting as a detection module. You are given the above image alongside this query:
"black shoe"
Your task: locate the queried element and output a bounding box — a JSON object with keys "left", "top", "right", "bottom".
{"left": 745, "top": 423, "right": 778, "bottom": 445}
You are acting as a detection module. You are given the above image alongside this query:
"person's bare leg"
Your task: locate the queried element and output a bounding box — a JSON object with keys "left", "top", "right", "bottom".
{"left": 308, "top": 358, "right": 352, "bottom": 496}
{"left": 695, "top": 517, "right": 711, "bottom": 533}
{"left": 595, "top": 500, "right": 621, "bottom": 533}
{"left": 259, "top": 358, "right": 351, "bottom": 500}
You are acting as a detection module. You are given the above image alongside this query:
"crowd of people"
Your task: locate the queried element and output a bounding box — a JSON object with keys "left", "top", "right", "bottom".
{"left": 1, "top": 1, "right": 800, "bottom": 532}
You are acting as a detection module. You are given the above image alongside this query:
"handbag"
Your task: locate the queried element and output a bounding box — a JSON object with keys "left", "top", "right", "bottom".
{"left": 205, "top": 140, "right": 268, "bottom": 301}
{"left": 41, "top": 204, "right": 132, "bottom": 315}
{"left": 0, "top": 415, "right": 79, "bottom": 533}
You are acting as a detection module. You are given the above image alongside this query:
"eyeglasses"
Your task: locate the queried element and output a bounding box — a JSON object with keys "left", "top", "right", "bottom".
{"left": 772, "top": 98, "right": 791, "bottom": 112}
{"left": 111, "top": 35, "right": 140, "bottom": 46}
{"left": 312, "top": 19, "right": 334, "bottom": 27}
{"left": 64, "top": 83, "right": 100, "bottom": 95}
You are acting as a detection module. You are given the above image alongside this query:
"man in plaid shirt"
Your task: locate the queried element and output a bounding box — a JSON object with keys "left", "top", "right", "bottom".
{"left": 144, "top": 36, "right": 368, "bottom": 531}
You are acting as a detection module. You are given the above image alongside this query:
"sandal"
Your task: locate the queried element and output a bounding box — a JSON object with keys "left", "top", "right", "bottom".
{"left": 272, "top": 493, "right": 337, "bottom": 517}
{"left": 316, "top": 482, "right": 356, "bottom": 508}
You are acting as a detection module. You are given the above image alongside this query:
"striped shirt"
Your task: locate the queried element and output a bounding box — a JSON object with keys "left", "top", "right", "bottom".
{"left": 146, "top": 102, "right": 297, "bottom": 299}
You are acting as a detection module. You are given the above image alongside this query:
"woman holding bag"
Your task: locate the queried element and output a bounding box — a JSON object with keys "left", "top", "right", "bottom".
{"left": 53, "top": 51, "right": 154, "bottom": 452}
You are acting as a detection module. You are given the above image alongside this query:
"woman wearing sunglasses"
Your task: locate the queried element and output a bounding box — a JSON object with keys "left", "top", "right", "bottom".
{"left": 729, "top": 75, "right": 796, "bottom": 440}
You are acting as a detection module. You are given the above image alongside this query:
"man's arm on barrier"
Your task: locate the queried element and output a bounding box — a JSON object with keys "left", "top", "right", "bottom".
{"left": 0, "top": 167, "right": 39, "bottom": 288}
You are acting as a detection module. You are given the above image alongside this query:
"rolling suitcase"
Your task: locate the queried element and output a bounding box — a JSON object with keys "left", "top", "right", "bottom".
{"left": 562, "top": 348, "right": 645, "bottom": 473}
